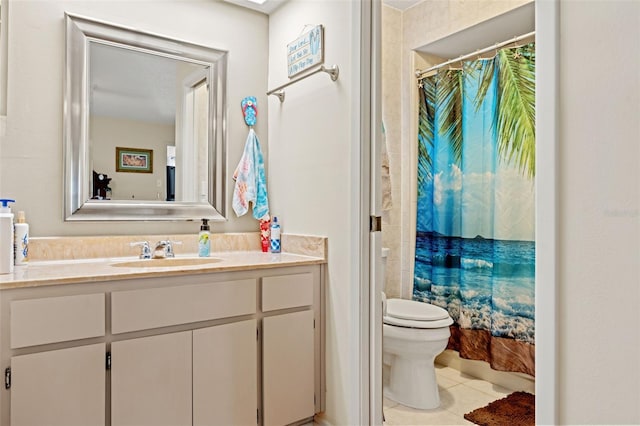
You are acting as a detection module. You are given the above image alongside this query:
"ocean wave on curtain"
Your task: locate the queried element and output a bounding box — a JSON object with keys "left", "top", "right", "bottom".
{"left": 413, "top": 43, "right": 536, "bottom": 376}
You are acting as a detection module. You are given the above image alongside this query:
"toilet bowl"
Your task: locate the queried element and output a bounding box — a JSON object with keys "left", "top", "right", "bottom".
{"left": 381, "top": 245, "right": 452, "bottom": 409}
{"left": 382, "top": 297, "right": 453, "bottom": 409}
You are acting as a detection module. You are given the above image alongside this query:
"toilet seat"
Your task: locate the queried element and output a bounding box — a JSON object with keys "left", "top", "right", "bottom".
{"left": 386, "top": 299, "right": 449, "bottom": 321}
{"left": 384, "top": 315, "right": 453, "bottom": 329}
{"left": 384, "top": 298, "right": 453, "bottom": 329}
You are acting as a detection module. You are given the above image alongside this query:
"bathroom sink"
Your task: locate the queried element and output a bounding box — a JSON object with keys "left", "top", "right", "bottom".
{"left": 111, "top": 257, "right": 223, "bottom": 268}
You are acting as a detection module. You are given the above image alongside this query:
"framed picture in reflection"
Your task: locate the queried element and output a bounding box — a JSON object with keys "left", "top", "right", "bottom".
{"left": 116, "top": 147, "right": 153, "bottom": 173}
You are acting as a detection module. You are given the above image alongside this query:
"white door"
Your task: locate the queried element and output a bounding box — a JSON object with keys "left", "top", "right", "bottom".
{"left": 179, "top": 69, "right": 209, "bottom": 202}
{"left": 262, "top": 310, "right": 315, "bottom": 426}
{"left": 193, "top": 320, "right": 257, "bottom": 426}
{"left": 11, "top": 343, "right": 106, "bottom": 426}
{"left": 111, "top": 331, "right": 192, "bottom": 426}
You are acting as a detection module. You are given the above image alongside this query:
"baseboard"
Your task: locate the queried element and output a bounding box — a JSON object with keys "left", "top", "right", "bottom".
{"left": 436, "top": 350, "right": 535, "bottom": 394}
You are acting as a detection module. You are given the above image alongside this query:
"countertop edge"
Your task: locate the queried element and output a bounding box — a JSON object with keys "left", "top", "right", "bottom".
{"left": 0, "top": 252, "right": 326, "bottom": 291}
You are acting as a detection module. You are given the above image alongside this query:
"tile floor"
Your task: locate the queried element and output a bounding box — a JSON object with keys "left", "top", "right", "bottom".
{"left": 382, "top": 363, "right": 516, "bottom": 425}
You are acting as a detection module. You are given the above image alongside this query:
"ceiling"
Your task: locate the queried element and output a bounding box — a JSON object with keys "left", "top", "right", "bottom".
{"left": 382, "top": 0, "right": 423, "bottom": 11}
{"left": 221, "top": 0, "right": 287, "bottom": 14}
{"left": 90, "top": 43, "right": 204, "bottom": 125}
{"left": 222, "top": 0, "right": 424, "bottom": 15}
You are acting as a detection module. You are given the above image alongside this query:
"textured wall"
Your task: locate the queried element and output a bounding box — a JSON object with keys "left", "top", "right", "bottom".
{"left": 381, "top": 5, "right": 403, "bottom": 298}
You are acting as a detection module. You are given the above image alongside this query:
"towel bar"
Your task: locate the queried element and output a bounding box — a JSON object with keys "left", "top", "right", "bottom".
{"left": 267, "top": 64, "right": 339, "bottom": 102}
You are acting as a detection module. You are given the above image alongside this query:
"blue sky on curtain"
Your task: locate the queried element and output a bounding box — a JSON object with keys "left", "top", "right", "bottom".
{"left": 414, "top": 43, "right": 535, "bottom": 376}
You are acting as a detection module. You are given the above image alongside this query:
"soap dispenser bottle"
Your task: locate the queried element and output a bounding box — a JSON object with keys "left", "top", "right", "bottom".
{"left": 270, "top": 217, "right": 281, "bottom": 253}
{"left": 14, "top": 211, "right": 29, "bottom": 266}
{"left": 0, "top": 199, "right": 15, "bottom": 274}
{"left": 198, "top": 219, "right": 210, "bottom": 257}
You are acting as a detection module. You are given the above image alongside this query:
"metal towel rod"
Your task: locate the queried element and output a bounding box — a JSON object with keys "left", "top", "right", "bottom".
{"left": 267, "top": 64, "right": 339, "bottom": 102}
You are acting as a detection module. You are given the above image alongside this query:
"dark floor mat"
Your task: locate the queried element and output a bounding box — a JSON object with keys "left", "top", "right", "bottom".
{"left": 464, "top": 391, "right": 535, "bottom": 426}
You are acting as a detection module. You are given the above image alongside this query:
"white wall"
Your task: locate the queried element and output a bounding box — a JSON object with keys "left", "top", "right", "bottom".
{"left": 267, "top": 1, "right": 362, "bottom": 424}
{"left": 558, "top": 1, "right": 639, "bottom": 424}
{"left": 0, "top": 1, "right": 268, "bottom": 236}
{"left": 91, "top": 116, "right": 174, "bottom": 201}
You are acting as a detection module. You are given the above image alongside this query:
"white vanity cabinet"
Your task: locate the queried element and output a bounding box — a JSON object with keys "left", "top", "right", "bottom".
{"left": 110, "top": 323, "right": 258, "bottom": 426}
{"left": 193, "top": 320, "right": 258, "bottom": 426}
{"left": 109, "top": 278, "right": 259, "bottom": 426}
{"left": 263, "top": 311, "right": 315, "bottom": 426}
{"left": 7, "top": 293, "right": 107, "bottom": 426}
{"left": 11, "top": 343, "right": 106, "bottom": 426}
{"left": 0, "top": 264, "right": 324, "bottom": 426}
{"left": 261, "top": 273, "right": 316, "bottom": 426}
{"left": 111, "top": 331, "right": 193, "bottom": 426}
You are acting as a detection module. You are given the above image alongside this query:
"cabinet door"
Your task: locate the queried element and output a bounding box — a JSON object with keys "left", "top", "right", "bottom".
{"left": 111, "top": 331, "right": 192, "bottom": 426}
{"left": 193, "top": 320, "right": 257, "bottom": 426}
{"left": 263, "top": 310, "right": 315, "bottom": 426}
{"left": 11, "top": 343, "right": 105, "bottom": 426}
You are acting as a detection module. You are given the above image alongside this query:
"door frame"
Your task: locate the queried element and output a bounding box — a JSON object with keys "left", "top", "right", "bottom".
{"left": 358, "top": 1, "right": 559, "bottom": 424}
{"left": 533, "top": 1, "right": 559, "bottom": 423}
{"left": 356, "top": 0, "right": 381, "bottom": 424}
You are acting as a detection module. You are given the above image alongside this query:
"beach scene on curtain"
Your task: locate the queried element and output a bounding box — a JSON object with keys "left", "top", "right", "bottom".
{"left": 414, "top": 44, "right": 536, "bottom": 375}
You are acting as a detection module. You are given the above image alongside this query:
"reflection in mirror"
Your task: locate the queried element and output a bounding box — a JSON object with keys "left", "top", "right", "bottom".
{"left": 89, "top": 43, "right": 208, "bottom": 202}
{"left": 64, "top": 13, "right": 227, "bottom": 221}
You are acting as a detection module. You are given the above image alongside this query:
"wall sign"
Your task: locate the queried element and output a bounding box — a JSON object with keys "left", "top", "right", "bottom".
{"left": 287, "top": 25, "right": 324, "bottom": 78}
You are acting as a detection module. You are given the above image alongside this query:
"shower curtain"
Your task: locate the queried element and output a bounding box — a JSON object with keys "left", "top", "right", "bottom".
{"left": 413, "top": 43, "right": 535, "bottom": 376}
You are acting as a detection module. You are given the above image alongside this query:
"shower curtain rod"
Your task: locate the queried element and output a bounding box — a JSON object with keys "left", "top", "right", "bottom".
{"left": 415, "top": 31, "right": 535, "bottom": 80}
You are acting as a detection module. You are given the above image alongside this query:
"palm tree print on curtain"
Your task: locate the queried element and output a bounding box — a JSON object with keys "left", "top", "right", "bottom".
{"left": 414, "top": 43, "right": 535, "bottom": 376}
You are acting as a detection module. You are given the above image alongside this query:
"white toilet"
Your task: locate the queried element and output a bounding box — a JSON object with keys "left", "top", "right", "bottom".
{"left": 381, "top": 249, "right": 453, "bottom": 410}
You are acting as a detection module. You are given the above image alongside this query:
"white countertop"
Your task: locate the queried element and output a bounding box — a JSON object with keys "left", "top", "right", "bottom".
{"left": 0, "top": 251, "right": 325, "bottom": 290}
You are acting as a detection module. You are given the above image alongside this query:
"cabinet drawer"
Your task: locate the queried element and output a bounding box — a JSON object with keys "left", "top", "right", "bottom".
{"left": 111, "top": 279, "right": 256, "bottom": 334}
{"left": 262, "top": 273, "right": 313, "bottom": 312}
{"left": 11, "top": 293, "right": 105, "bottom": 349}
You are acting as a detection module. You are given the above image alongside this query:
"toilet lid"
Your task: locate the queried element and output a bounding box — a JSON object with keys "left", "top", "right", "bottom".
{"left": 383, "top": 315, "right": 453, "bottom": 329}
{"left": 386, "top": 298, "right": 450, "bottom": 321}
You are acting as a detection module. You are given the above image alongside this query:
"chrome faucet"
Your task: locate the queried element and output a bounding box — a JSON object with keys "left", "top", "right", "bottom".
{"left": 153, "top": 240, "right": 181, "bottom": 259}
{"left": 130, "top": 241, "right": 152, "bottom": 259}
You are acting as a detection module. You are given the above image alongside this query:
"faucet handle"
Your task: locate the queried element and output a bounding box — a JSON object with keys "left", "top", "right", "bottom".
{"left": 166, "top": 240, "right": 182, "bottom": 258}
{"left": 155, "top": 240, "right": 182, "bottom": 258}
{"left": 130, "top": 241, "right": 151, "bottom": 259}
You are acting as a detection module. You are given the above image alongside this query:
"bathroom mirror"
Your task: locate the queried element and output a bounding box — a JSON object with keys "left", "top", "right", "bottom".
{"left": 64, "top": 13, "right": 228, "bottom": 221}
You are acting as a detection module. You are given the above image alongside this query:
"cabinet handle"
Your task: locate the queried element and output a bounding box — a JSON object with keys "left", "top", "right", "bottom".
{"left": 4, "top": 367, "right": 10, "bottom": 389}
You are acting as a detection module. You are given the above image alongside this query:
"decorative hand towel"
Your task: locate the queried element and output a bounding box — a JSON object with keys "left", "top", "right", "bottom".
{"left": 232, "top": 128, "right": 270, "bottom": 220}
